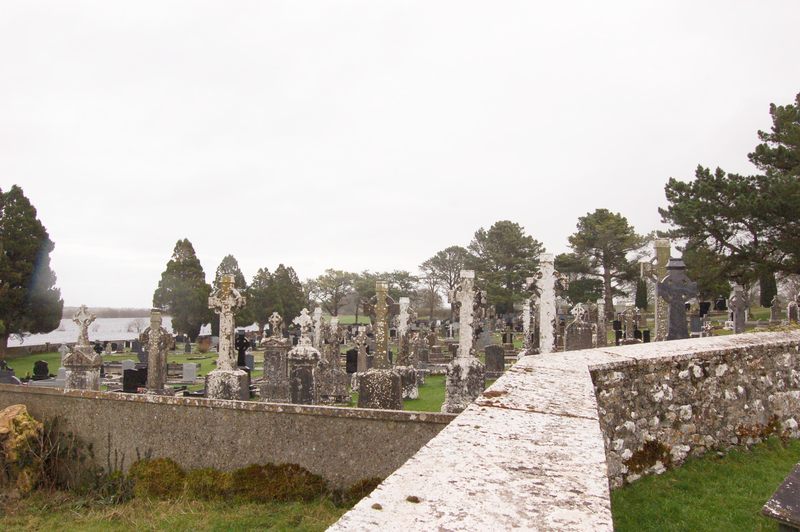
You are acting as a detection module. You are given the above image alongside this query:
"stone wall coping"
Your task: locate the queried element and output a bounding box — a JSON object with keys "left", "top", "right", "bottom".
{"left": 328, "top": 330, "right": 800, "bottom": 532}
{"left": 0, "top": 384, "right": 455, "bottom": 424}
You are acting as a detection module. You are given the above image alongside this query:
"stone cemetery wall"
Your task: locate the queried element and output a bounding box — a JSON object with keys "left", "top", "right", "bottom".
{"left": 593, "top": 332, "right": 800, "bottom": 489}
{"left": 328, "top": 330, "right": 800, "bottom": 532}
{"left": 0, "top": 386, "right": 453, "bottom": 489}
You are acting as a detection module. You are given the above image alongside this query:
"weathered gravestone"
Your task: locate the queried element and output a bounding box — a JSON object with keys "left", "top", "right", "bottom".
{"left": 657, "top": 258, "right": 697, "bottom": 341}
{"left": 182, "top": 363, "right": 197, "bottom": 384}
{"left": 771, "top": 295, "right": 784, "bottom": 325}
{"left": 141, "top": 309, "right": 174, "bottom": 396}
{"left": 204, "top": 275, "right": 249, "bottom": 401}
{"left": 58, "top": 343, "right": 69, "bottom": 362}
{"left": 442, "top": 270, "right": 487, "bottom": 414}
{"left": 122, "top": 368, "right": 147, "bottom": 393}
{"left": 316, "top": 316, "right": 350, "bottom": 404}
{"left": 259, "top": 312, "right": 291, "bottom": 403}
{"left": 393, "top": 297, "right": 419, "bottom": 400}
{"left": 358, "top": 281, "right": 403, "bottom": 410}
{"left": 286, "top": 309, "right": 322, "bottom": 404}
{"left": 235, "top": 332, "right": 250, "bottom": 368}
{"left": 535, "top": 254, "right": 568, "bottom": 354}
{"left": 564, "top": 303, "right": 593, "bottom": 351}
{"left": 641, "top": 239, "right": 672, "bottom": 341}
{"left": 728, "top": 284, "right": 747, "bottom": 334}
{"left": 484, "top": 344, "right": 505, "bottom": 380}
{"left": 63, "top": 305, "right": 103, "bottom": 390}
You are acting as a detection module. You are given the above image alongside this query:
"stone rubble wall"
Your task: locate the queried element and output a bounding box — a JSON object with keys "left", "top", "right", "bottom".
{"left": 0, "top": 385, "right": 454, "bottom": 489}
{"left": 328, "top": 330, "right": 800, "bottom": 532}
{"left": 592, "top": 332, "right": 800, "bottom": 489}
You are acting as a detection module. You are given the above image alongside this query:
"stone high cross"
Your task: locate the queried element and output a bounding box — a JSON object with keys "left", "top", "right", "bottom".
{"left": 313, "top": 307, "right": 324, "bottom": 349}
{"left": 453, "top": 270, "right": 481, "bottom": 359}
{"left": 657, "top": 258, "right": 697, "bottom": 340}
{"left": 208, "top": 274, "right": 246, "bottom": 372}
{"left": 728, "top": 284, "right": 747, "bottom": 333}
{"left": 293, "top": 308, "right": 314, "bottom": 342}
{"left": 640, "top": 239, "right": 671, "bottom": 341}
{"left": 269, "top": 312, "right": 283, "bottom": 338}
{"left": 373, "top": 281, "right": 391, "bottom": 369}
{"left": 536, "top": 254, "right": 568, "bottom": 354}
{"left": 72, "top": 305, "right": 96, "bottom": 347}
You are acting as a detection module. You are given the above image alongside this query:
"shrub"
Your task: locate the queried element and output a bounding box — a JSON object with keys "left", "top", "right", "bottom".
{"left": 230, "top": 463, "right": 328, "bottom": 503}
{"left": 186, "top": 468, "right": 231, "bottom": 500}
{"left": 129, "top": 458, "right": 186, "bottom": 499}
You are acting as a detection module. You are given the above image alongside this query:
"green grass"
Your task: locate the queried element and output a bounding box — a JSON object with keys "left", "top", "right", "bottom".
{"left": 0, "top": 491, "right": 348, "bottom": 532}
{"left": 611, "top": 437, "right": 800, "bottom": 532}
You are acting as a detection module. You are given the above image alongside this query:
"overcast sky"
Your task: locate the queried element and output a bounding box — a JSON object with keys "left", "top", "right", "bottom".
{"left": 2, "top": 1, "right": 799, "bottom": 309}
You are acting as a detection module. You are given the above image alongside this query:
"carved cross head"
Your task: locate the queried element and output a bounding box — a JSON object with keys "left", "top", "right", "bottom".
{"left": 293, "top": 308, "right": 314, "bottom": 338}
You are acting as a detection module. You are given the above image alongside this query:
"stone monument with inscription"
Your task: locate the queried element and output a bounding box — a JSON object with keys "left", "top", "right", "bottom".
{"left": 259, "top": 312, "right": 291, "bottom": 403}
{"left": 358, "top": 281, "right": 403, "bottom": 410}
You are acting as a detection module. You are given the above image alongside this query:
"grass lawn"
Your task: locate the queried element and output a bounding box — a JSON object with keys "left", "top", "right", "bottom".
{"left": 0, "top": 491, "right": 349, "bottom": 532}
{"left": 611, "top": 437, "right": 800, "bottom": 532}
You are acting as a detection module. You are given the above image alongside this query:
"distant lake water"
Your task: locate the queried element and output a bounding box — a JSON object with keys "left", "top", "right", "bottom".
{"left": 6, "top": 317, "right": 257, "bottom": 347}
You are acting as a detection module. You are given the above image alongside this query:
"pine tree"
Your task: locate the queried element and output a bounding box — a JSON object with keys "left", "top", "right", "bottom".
{"left": 153, "top": 239, "right": 211, "bottom": 341}
{"left": 0, "top": 185, "right": 63, "bottom": 355}
{"left": 568, "top": 209, "right": 649, "bottom": 320}
{"left": 466, "top": 221, "right": 543, "bottom": 315}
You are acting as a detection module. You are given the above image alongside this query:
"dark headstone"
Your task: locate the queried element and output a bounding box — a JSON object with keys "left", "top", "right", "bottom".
{"left": 714, "top": 297, "right": 728, "bottom": 311}
{"left": 484, "top": 345, "right": 505, "bottom": 379}
{"left": 345, "top": 349, "right": 358, "bottom": 373}
{"left": 32, "top": 360, "right": 50, "bottom": 380}
{"left": 0, "top": 369, "right": 21, "bottom": 385}
{"left": 643, "top": 329, "right": 651, "bottom": 343}
{"left": 699, "top": 302, "right": 712, "bottom": 316}
{"left": 289, "top": 365, "right": 316, "bottom": 404}
{"left": 132, "top": 339, "right": 142, "bottom": 354}
{"left": 690, "top": 317, "right": 702, "bottom": 333}
{"left": 93, "top": 343, "right": 103, "bottom": 355}
{"left": 138, "top": 349, "right": 148, "bottom": 365}
{"left": 235, "top": 333, "right": 250, "bottom": 367}
{"left": 612, "top": 320, "right": 622, "bottom": 331}
{"left": 122, "top": 368, "right": 147, "bottom": 393}
{"left": 615, "top": 329, "right": 623, "bottom": 346}
{"left": 185, "top": 341, "right": 192, "bottom": 354}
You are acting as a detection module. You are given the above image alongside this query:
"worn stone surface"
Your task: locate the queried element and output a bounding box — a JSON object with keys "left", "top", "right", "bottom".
{"left": 205, "top": 275, "right": 249, "bottom": 401}
{"left": 657, "top": 258, "right": 697, "bottom": 341}
{"left": 63, "top": 305, "right": 103, "bottom": 391}
{"left": 358, "top": 368, "right": 403, "bottom": 410}
{"left": 287, "top": 309, "right": 322, "bottom": 404}
{"left": 260, "top": 314, "right": 291, "bottom": 403}
{"left": 729, "top": 284, "right": 747, "bottom": 334}
{"left": 484, "top": 344, "right": 505, "bottom": 379}
{"left": 328, "top": 330, "right": 800, "bottom": 532}
{"left": 537, "top": 254, "right": 558, "bottom": 354}
{"left": 442, "top": 357, "right": 486, "bottom": 414}
{"left": 0, "top": 385, "right": 454, "bottom": 490}
{"left": 140, "top": 310, "right": 174, "bottom": 396}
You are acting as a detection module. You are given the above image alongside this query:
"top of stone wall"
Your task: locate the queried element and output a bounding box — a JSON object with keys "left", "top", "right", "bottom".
{"left": 0, "top": 384, "right": 455, "bottom": 425}
{"left": 328, "top": 330, "right": 800, "bottom": 532}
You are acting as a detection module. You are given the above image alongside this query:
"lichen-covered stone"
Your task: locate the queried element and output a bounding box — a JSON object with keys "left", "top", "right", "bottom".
{"left": 0, "top": 404, "right": 43, "bottom": 494}
{"left": 394, "top": 366, "right": 418, "bottom": 400}
{"left": 358, "top": 369, "right": 402, "bottom": 410}
{"left": 204, "top": 370, "right": 249, "bottom": 401}
{"left": 441, "top": 357, "right": 486, "bottom": 414}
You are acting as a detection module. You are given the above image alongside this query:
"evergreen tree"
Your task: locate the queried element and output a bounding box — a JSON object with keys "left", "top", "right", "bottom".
{"left": 568, "top": 209, "right": 649, "bottom": 319}
{"left": 661, "top": 93, "right": 800, "bottom": 285}
{"left": 153, "top": 239, "right": 211, "bottom": 341}
{"left": 466, "top": 221, "right": 543, "bottom": 315}
{"left": 247, "top": 264, "right": 304, "bottom": 335}
{"left": 210, "top": 254, "right": 252, "bottom": 335}
{"left": 272, "top": 264, "right": 304, "bottom": 325}
{"left": 0, "top": 185, "right": 63, "bottom": 355}
{"left": 554, "top": 253, "right": 604, "bottom": 304}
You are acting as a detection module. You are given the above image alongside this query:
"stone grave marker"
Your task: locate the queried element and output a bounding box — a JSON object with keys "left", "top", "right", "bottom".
{"left": 259, "top": 312, "right": 291, "bottom": 403}
{"left": 484, "top": 344, "right": 505, "bottom": 379}
{"left": 358, "top": 281, "right": 402, "bottom": 410}
{"left": 204, "top": 275, "right": 249, "bottom": 401}
{"left": 182, "top": 363, "right": 197, "bottom": 384}
{"left": 657, "top": 258, "right": 697, "bottom": 340}
{"left": 393, "top": 297, "right": 419, "bottom": 400}
{"left": 140, "top": 309, "right": 173, "bottom": 396}
{"left": 63, "top": 305, "right": 103, "bottom": 390}
{"left": 442, "top": 270, "right": 487, "bottom": 414}
{"left": 32, "top": 360, "right": 50, "bottom": 380}
{"left": 564, "top": 303, "right": 593, "bottom": 351}
{"left": 771, "top": 295, "right": 784, "bottom": 325}
{"left": 286, "top": 308, "right": 322, "bottom": 404}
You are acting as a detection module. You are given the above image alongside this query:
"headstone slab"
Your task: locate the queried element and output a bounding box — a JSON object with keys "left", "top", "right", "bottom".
{"left": 357, "top": 368, "right": 403, "bottom": 410}
{"left": 182, "top": 363, "right": 197, "bottom": 384}
{"left": 441, "top": 356, "right": 486, "bottom": 414}
{"left": 762, "top": 463, "right": 800, "bottom": 530}
{"left": 395, "top": 366, "right": 418, "bottom": 400}
{"left": 484, "top": 345, "right": 505, "bottom": 379}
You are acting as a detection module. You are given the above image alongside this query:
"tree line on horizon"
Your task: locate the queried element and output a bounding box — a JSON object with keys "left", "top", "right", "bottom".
{"left": 3, "top": 91, "right": 799, "bottom": 349}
